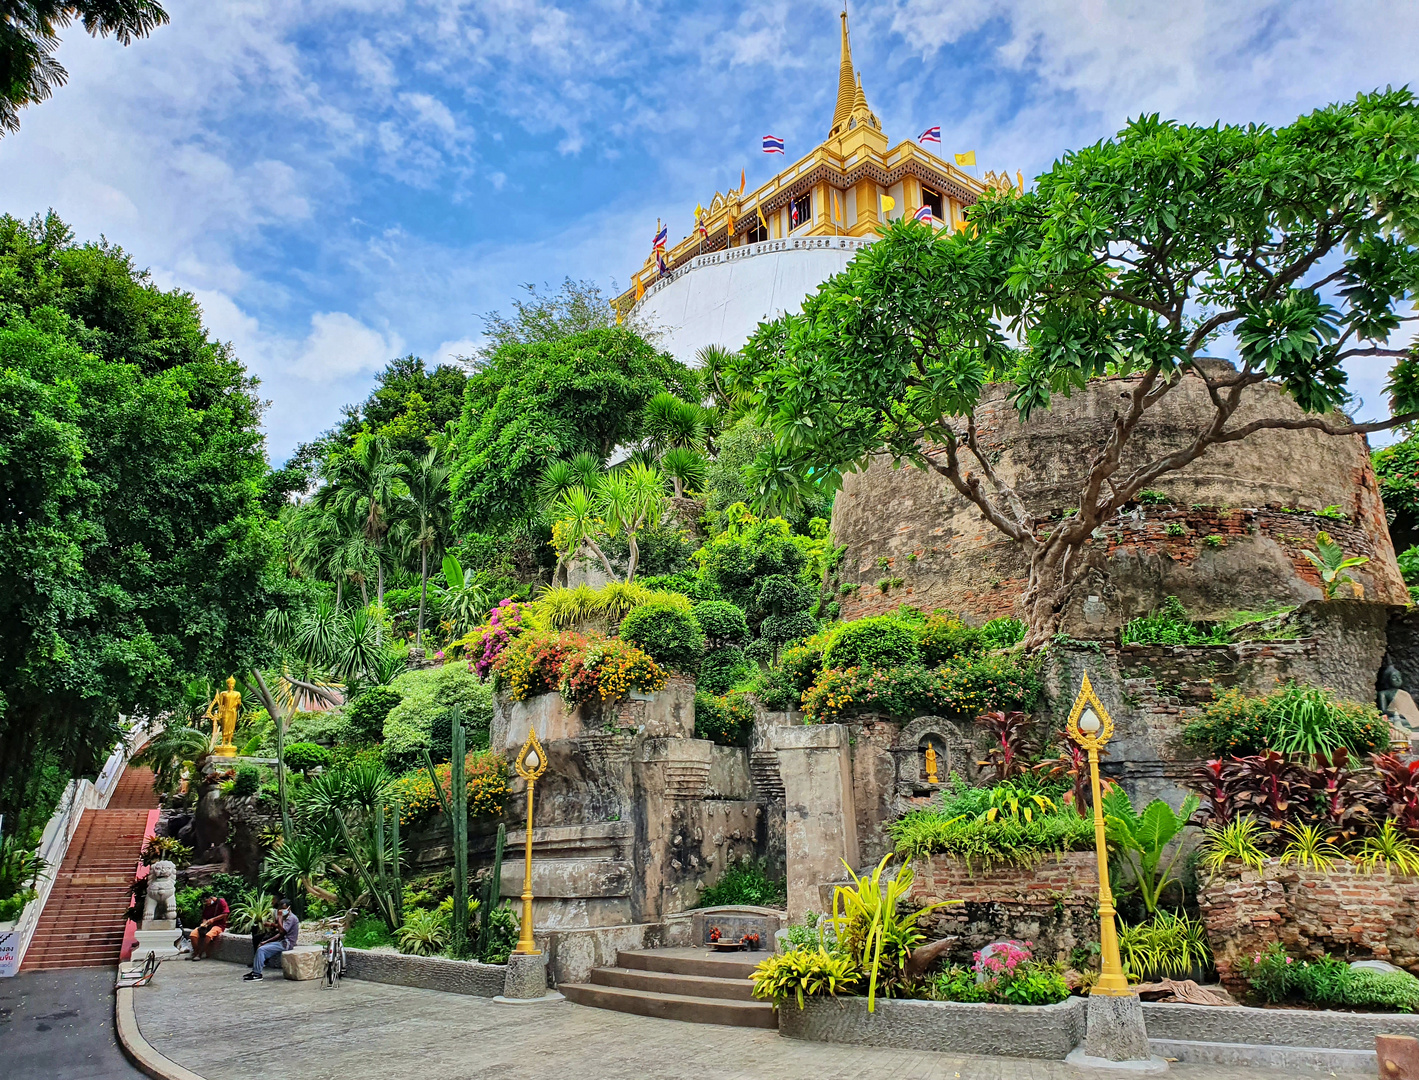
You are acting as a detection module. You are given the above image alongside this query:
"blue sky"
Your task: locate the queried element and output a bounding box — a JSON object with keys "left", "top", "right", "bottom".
{"left": 1, "top": 0, "right": 1416, "bottom": 462}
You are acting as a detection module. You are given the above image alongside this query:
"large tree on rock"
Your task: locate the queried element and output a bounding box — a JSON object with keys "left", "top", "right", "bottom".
{"left": 739, "top": 89, "right": 1419, "bottom": 650}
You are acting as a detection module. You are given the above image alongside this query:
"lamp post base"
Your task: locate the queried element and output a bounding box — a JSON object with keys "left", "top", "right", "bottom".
{"left": 1074, "top": 993, "right": 1162, "bottom": 1069}
{"left": 1065, "top": 1048, "right": 1168, "bottom": 1073}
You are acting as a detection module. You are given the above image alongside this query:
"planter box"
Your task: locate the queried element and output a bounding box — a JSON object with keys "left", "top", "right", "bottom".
{"left": 1142, "top": 1000, "right": 1419, "bottom": 1052}
{"left": 778, "top": 994, "right": 1087, "bottom": 1060}
{"left": 1199, "top": 858, "right": 1419, "bottom": 989}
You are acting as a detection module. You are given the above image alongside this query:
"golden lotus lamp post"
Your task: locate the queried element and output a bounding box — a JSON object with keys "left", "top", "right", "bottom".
{"left": 512, "top": 727, "right": 548, "bottom": 956}
{"left": 1066, "top": 671, "right": 1131, "bottom": 997}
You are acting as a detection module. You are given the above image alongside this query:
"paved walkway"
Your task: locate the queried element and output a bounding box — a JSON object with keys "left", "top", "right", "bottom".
{"left": 1, "top": 967, "right": 145, "bottom": 1080}
{"left": 129, "top": 961, "right": 1365, "bottom": 1080}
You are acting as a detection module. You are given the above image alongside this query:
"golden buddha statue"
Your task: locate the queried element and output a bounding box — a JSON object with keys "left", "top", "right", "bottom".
{"left": 924, "top": 742, "right": 940, "bottom": 785}
{"left": 210, "top": 676, "right": 242, "bottom": 757}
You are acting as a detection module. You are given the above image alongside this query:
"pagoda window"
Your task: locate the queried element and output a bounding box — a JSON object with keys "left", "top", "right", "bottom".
{"left": 789, "top": 193, "right": 812, "bottom": 232}
{"left": 921, "top": 186, "right": 944, "bottom": 222}
{"left": 743, "top": 219, "right": 768, "bottom": 244}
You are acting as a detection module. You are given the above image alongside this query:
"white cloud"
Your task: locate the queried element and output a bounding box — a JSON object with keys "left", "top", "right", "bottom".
{"left": 292, "top": 312, "right": 404, "bottom": 382}
{"left": 432, "top": 337, "right": 482, "bottom": 366}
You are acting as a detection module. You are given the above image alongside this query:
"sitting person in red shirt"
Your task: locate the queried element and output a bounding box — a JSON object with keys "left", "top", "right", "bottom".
{"left": 190, "top": 894, "right": 230, "bottom": 960}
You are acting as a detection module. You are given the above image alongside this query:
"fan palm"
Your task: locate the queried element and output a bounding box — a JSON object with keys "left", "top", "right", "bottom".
{"left": 317, "top": 434, "right": 408, "bottom": 608}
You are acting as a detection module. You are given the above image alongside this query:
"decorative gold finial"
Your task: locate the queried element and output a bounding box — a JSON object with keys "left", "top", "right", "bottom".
{"left": 1067, "top": 672, "right": 1131, "bottom": 996}
{"left": 831, "top": 9, "right": 856, "bottom": 135}
{"left": 513, "top": 726, "right": 548, "bottom": 956}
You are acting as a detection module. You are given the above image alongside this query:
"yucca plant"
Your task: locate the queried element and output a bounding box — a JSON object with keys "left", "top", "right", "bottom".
{"left": 1104, "top": 788, "right": 1199, "bottom": 915}
{"left": 1278, "top": 822, "right": 1344, "bottom": 871}
{"left": 1199, "top": 816, "right": 1268, "bottom": 875}
{"left": 750, "top": 947, "right": 860, "bottom": 1009}
{"left": 262, "top": 833, "right": 337, "bottom": 904}
{"left": 230, "top": 888, "right": 275, "bottom": 933}
{"left": 831, "top": 853, "right": 957, "bottom": 1011}
{"left": 396, "top": 907, "right": 449, "bottom": 956}
{"left": 659, "top": 446, "right": 707, "bottom": 499}
{"left": 1354, "top": 820, "right": 1419, "bottom": 875}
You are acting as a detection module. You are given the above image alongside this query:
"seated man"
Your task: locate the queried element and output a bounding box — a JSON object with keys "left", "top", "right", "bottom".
{"left": 190, "top": 894, "right": 230, "bottom": 960}
{"left": 244, "top": 898, "right": 298, "bottom": 981}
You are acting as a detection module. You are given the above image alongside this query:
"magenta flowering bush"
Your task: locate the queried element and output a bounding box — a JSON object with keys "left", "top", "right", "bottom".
{"left": 932, "top": 938, "right": 1069, "bottom": 1005}
{"left": 973, "top": 939, "right": 1033, "bottom": 977}
{"left": 457, "top": 599, "right": 527, "bottom": 679}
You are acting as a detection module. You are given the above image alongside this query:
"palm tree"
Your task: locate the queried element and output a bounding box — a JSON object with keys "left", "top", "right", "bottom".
{"left": 547, "top": 486, "right": 616, "bottom": 583}
{"left": 398, "top": 447, "right": 453, "bottom": 648}
{"left": 643, "top": 392, "right": 705, "bottom": 457}
{"left": 596, "top": 462, "right": 665, "bottom": 581}
{"left": 660, "top": 446, "right": 707, "bottom": 499}
{"left": 317, "top": 434, "right": 408, "bottom": 608}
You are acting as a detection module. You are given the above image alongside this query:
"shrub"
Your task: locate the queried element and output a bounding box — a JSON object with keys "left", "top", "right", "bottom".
{"left": 619, "top": 601, "right": 706, "bottom": 673}
{"left": 1121, "top": 595, "right": 1228, "bottom": 646}
{"left": 696, "top": 860, "right": 786, "bottom": 908}
{"left": 230, "top": 765, "right": 260, "bottom": 798}
{"left": 174, "top": 885, "right": 204, "bottom": 927}
{"left": 930, "top": 941, "right": 1071, "bottom": 1006}
{"left": 802, "top": 655, "right": 1041, "bottom": 723}
{"left": 824, "top": 616, "right": 921, "bottom": 671}
{"left": 455, "top": 598, "right": 529, "bottom": 679}
{"left": 385, "top": 752, "right": 507, "bottom": 827}
{"left": 890, "top": 778, "right": 1094, "bottom": 867}
{"left": 751, "top": 947, "right": 860, "bottom": 1008}
{"left": 691, "top": 600, "right": 749, "bottom": 649}
{"left": 494, "top": 630, "right": 668, "bottom": 708}
{"left": 396, "top": 907, "right": 449, "bottom": 956}
{"left": 1119, "top": 911, "right": 1212, "bottom": 979}
{"left": 479, "top": 902, "right": 519, "bottom": 964}
{"left": 140, "top": 836, "right": 192, "bottom": 867}
{"left": 979, "top": 617, "right": 1027, "bottom": 650}
{"left": 917, "top": 613, "right": 982, "bottom": 666}
{"left": 698, "top": 646, "right": 750, "bottom": 695}
{"left": 283, "top": 742, "right": 332, "bottom": 774}
{"left": 693, "top": 691, "right": 754, "bottom": 747}
{"left": 751, "top": 666, "right": 798, "bottom": 712}
{"left": 382, "top": 663, "right": 495, "bottom": 771}
{"left": 1238, "top": 944, "right": 1419, "bottom": 1012}
{"left": 346, "top": 913, "right": 395, "bottom": 950}
{"left": 347, "top": 686, "right": 402, "bottom": 743}
{"left": 779, "top": 632, "right": 832, "bottom": 694}
{"left": 1183, "top": 684, "right": 1390, "bottom": 758}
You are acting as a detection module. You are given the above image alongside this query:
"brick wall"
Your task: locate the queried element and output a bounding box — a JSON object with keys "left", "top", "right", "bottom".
{"left": 1198, "top": 859, "right": 1419, "bottom": 990}
{"left": 909, "top": 851, "right": 1100, "bottom": 966}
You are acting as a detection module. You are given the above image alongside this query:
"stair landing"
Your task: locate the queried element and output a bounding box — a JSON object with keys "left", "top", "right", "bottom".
{"left": 561, "top": 947, "right": 775, "bottom": 1029}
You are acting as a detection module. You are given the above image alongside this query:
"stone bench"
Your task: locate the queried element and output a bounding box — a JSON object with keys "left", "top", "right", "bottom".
{"left": 280, "top": 945, "right": 325, "bottom": 981}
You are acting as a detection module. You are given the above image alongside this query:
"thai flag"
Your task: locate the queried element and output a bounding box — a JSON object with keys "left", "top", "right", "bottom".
{"left": 913, "top": 204, "right": 935, "bottom": 224}
{"left": 762, "top": 135, "right": 784, "bottom": 154}
{"left": 652, "top": 223, "right": 668, "bottom": 251}
{"left": 918, "top": 126, "right": 941, "bottom": 145}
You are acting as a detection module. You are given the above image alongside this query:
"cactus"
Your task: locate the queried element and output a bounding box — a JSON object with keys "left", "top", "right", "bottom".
{"left": 449, "top": 710, "right": 470, "bottom": 958}
{"left": 390, "top": 797, "right": 402, "bottom": 924}
{"left": 478, "top": 823, "right": 506, "bottom": 961}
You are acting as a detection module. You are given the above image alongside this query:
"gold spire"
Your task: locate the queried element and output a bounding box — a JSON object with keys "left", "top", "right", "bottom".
{"left": 854, "top": 70, "right": 867, "bottom": 113}
{"left": 830, "top": 10, "right": 856, "bottom": 134}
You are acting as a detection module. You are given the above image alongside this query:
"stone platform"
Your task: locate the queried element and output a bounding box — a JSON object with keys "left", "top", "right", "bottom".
{"left": 123, "top": 960, "right": 1363, "bottom": 1080}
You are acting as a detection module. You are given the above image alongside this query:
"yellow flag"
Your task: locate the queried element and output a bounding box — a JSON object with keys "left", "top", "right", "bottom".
{"left": 955, "top": 151, "right": 976, "bottom": 167}
{"left": 739, "top": 168, "right": 746, "bottom": 195}
{"left": 612, "top": 300, "right": 623, "bottom": 326}
{"left": 634, "top": 276, "right": 645, "bottom": 302}
{"left": 880, "top": 194, "right": 895, "bottom": 214}
{"left": 757, "top": 203, "right": 769, "bottom": 234}
{"left": 727, "top": 213, "right": 735, "bottom": 237}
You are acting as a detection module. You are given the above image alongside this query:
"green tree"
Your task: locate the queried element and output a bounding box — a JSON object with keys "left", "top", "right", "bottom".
{"left": 0, "top": 2, "right": 168, "bottom": 134}
{"left": 334, "top": 355, "right": 467, "bottom": 459}
{"left": 316, "top": 434, "right": 407, "bottom": 609}
{"left": 742, "top": 91, "right": 1419, "bottom": 648}
{"left": 396, "top": 447, "right": 453, "bottom": 647}
{"left": 1373, "top": 434, "right": 1419, "bottom": 552}
{"left": 449, "top": 326, "right": 695, "bottom": 533}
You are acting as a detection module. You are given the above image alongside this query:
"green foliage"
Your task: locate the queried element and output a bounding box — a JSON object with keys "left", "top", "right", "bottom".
{"left": 1302, "top": 530, "right": 1371, "bottom": 599}
{"left": 979, "top": 617, "right": 1027, "bottom": 650}
{"left": 891, "top": 802, "right": 1095, "bottom": 868}
{"left": 779, "top": 632, "right": 832, "bottom": 695}
{"left": 1355, "top": 820, "right": 1419, "bottom": 875}
{"left": 283, "top": 742, "right": 332, "bottom": 774}
{"left": 736, "top": 91, "right": 1419, "bottom": 645}
{"left": 697, "top": 646, "right": 751, "bottom": 695}
{"left": 695, "top": 860, "right": 786, "bottom": 908}
{"left": 750, "top": 947, "right": 861, "bottom": 1009}
{"left": 693, "top": 691, "right": 754, "bottom": 746}
{"left": 231, "top": 765, "right": 260, "bottom": 799}
{"left": 1183, "top": 684, "right": 1391, "bottom": 758}
{"left": 331, "top": 355, "right": 467, "bottom": 460}
{"left": 449, "top": 326, "right": 695, "bottom": 533}
{"left": 1198, "top": 817, "right": 1268, "bottom": 874}
{"left": 824, "top": 617, "right": 922, "bottom": 670}
{"left": 1104, "top": 788, "right": 1199, "bottom": 915}
{"left": 691, "top": 600, "right": 749, "bottom": 649}
{"left": 230, "top": 888, "right": 275, "bottom": 933}
{"left": 749, "top": 666, "right": 798, "bottom": 712}
{"left": 174, "top": 885, "right": 204, "bottom": 928}
{"left": 396, "top": 907, "right": 450, "bottom": 956}
{"left": 0, "top": 213, "right": 281, "bottom": 823}
{"left": 917, "top": 612, "right": 983, "bottom": 665}
{"left": 1240, "top": 943, "right": 1419, "bottom": 1011}
{"left": 931, "top": 955, "right": 1071, "bottom": 1007}
{"left": 1374, "top": 435, "right": 1419, "bottom": 551}
{"left": 1118, "top": 911, "right": 1212, "bottom": 979}
{"left": 1120, "top": 596, "right": 1227, "bottom": 646}
{"left": 803, "top": 654, "right": 1041, "bottom": 723}
{"left": 347, "top": 686, "right": 403, "bottom": 743}
{"left": 619, "top": 601, "right": 705, "bottom": 673}
{"left": 382, "top": 664, "right": 494, "bottom": 771}
{"left": 479, "top": 902, "right": 519, "bottom": 965}
{"left": 345, "top": 913, "right": 396, "bottom": 950}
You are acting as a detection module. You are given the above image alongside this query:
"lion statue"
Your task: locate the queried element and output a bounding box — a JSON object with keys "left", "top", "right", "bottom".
{"left": 143, "top": 859, "right": 178, "bottom": 925}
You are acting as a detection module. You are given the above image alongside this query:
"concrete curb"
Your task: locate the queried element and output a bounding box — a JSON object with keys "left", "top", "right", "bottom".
{"left": 114, "top": 980, "right": 207, "bottom": 1080}
{"left": 1149, "top": 1037, "right": 1375, "bottom": 1073}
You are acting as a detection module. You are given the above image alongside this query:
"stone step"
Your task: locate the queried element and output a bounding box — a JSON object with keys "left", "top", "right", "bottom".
{"left": 560, "top": 983, "right": 776, "bottom": 1028}
{"left": 590, "top": 965, "right": 756, "bottom": 1001}
{"left": 615, "top": 948, "right": 760, "bottom": 980}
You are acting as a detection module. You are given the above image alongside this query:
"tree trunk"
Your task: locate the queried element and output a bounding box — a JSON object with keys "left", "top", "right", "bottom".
{"left": 1019, "top": 541, "right": 1081, "bottom": 650}
{"left": 377, "top": 559, "right": 384, "bottom": 607}
{"left": 416, "top": 548, "right": 428, "bottom": 648}
{"left": 626, "top": 531, "right": 640, "bottom": 582}
{"left": 335, "top": 576, "right": 343, "bottom": 608}
{"left": 672, "top": 476, "right": 683, "bottom": 499}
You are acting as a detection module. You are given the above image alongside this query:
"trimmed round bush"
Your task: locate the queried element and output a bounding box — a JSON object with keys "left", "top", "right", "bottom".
{"left": 699, "top": 646, "right": 750, "bottom": 695}
{"left": 348, "top": 685, "right": 402, "bottom": 742}
{"left": 230, "top": 764, "right": 260, "bottom": 798}
{"left": 619, "top": 601, "right": 706, "bottom": 673}
{"left": 383, "top": 663, "right": 495, "bottom": 771}
{"left": 283, "top": 742, "right": 332, "bottom": 774}
{"left": 918, "top": 613, "right": 983, "bottom": 666}
{"left": 694, "top": 690, "right": 753, "bottom": 746}
{"left": 691, "top": 600, "right": 749, "bottom": 649}
{"left": 760, "top": 611, "right": 818, "bottom": 647}
{"left": 824, "top": 616, "right": 921, "bottom": 671}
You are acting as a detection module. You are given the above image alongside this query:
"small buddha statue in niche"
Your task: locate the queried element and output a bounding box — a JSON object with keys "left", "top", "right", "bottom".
{"left": 924, "top": 742, "right": 940, "bottom": 785}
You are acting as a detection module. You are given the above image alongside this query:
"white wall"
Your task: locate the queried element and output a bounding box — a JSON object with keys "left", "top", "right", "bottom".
{"left": 633, "top": 238, "right": 872, "bottom": 365}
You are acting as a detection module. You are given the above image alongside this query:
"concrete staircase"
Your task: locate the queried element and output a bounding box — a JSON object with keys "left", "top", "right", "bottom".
{"left": 20, "top": 765, "right": 156, "bottom": 971}
{"left": 561, "top": 947, "right": 775, "bottom": 1028}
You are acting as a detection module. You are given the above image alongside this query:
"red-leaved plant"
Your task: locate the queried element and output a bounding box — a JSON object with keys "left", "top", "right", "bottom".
{"left": 1372, "top": 753, "right": 1419, "bottom": 835}
{"left": 976, "top": 710, "right": 1038, "bottom": 782}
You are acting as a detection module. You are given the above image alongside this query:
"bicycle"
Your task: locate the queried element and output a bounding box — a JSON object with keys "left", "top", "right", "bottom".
{"left": 322, "top": 927, "right": 346, "bottom": 989}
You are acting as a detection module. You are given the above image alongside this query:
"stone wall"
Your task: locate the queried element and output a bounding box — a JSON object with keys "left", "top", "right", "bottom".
{"left": 830, "top": 371, "right": 1405, "bottom": 633}
{"left": 1198, "top": 859, "right": 1419, "bottom": 990}
{"left": 909, "top": 852, "right": 1100, "bottom": 967}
